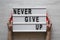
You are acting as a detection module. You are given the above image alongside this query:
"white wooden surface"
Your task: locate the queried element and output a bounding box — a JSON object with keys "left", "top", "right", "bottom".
{"left": 0, "top": 0, "right": 60, "bottom": 40}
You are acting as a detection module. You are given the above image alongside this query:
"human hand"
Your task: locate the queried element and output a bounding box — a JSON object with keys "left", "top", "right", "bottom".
{"left": 7, "top": 21, "right": 13, "bottom": 31}
{"left": 46, "top": 15, "right": 52, "bottom": 32}
{"left": 46, "top": 21, "right": 52, "bottom": 32}
{"left": 7, "top": 15, "right": 13, "bottom": 31}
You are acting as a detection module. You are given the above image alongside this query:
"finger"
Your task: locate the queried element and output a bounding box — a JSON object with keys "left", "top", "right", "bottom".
{"left": 9, "top": 21, "right": 13, "bottom": 27}
{"left": 46, "top": 13, "right": 51, "bottom": 24}
{"left": 7, "top": 20, "right": 13, "bottom": 29}
{"left": 11, "top": 20, "right": 13, "bottom": 25}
